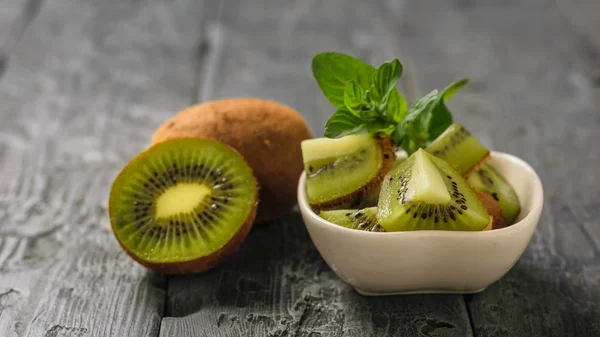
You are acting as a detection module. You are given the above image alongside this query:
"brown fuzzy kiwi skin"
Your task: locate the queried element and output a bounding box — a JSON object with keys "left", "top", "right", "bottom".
{"left": 309, "top": 136, "right": 396, "bottom": 213}
{"left": 151, "top": 98, "right": 312, "bottom": 223}
{"left": 109, "top": 138, "right": 259, "bottom": 275}
{"left": 475, "top": 189, "right": 506, "bottom": 230}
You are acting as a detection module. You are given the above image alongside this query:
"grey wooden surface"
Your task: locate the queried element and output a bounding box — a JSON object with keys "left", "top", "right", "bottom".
{"left": 0, "top": 0, "right": 598, "bottom": 336}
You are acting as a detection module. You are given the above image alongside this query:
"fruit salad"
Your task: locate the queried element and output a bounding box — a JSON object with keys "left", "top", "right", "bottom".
{"left": 302, "top": 52, "right": 520, "bottom": 232}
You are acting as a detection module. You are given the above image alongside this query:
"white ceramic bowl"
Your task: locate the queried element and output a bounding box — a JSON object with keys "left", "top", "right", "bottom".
{"left": 297, "top": 151, "right": 543, "bottom": 296}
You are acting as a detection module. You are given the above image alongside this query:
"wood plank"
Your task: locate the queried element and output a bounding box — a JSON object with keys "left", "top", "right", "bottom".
{"left": 160, "top": 1, "right": 473, "bottom": 336}
{"left": 375, "top": 0, "right": 600, "bottom": 335}
{"left": 0, "top": 0, "right": 205, "bottom": 335}
{"left": 0, "top": 0, "right": 42, "bottom": 78}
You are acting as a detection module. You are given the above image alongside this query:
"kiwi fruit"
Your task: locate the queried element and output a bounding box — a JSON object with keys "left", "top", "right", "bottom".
{"left": 378, "top": 149, "right": 490, "bottom": 232}
{"left": 320, "top": 207, "right": 385, "bottom": 232}
{"left": 108, "top": 138, "right": 258, "bottom": 274}
{"left": 475, "top": 189, "right": 506, "bottom": 229}
{"left": 467, "top": 163, "right": 520, "bottom": 224}
{"left": 151, "top": 98, "right": 311, "bottom": 223}
{"left": 426, "top": 123, "right": 490, "bottom": 175}
{"left": 301, "top": 133, "right": 395, "bottom": 212}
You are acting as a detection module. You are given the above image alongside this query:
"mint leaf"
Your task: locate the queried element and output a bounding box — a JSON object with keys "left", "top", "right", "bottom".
{"left": 371, "top": 59, "right": 407, "bottom": 122}
{"left": 387, "top": 90, "right": 408, "bottom": 123}
{"left": 395, "top": 90, "right": 438, "bottom": 142}
{"left": 344, "top": 80, "right": 372, "bottom": 115}
{"left": 312, "top": 52, "right": 376, "bottom": 107}
{"left": 324, "top": 108, "right": 368, "bottom": 138}
{"left": 372, "top": 59, "right": 402, "bottom": 100}
{"left": 427, "top": 78, "right": 469, "bottom": 140}
{"left": 366, "top": 121, "right": 396, "bottom": 136}
{"left": 395, "top": 78, "right": 469, "bottom": 154}
{"left": 442, "top": 78, "right": 470, "bottom": 101}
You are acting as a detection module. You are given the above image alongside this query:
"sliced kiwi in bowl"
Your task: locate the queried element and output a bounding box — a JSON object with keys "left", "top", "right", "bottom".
{"left": 378, "top": 149, "right": 490, "bottom": 232}
{"left": 108, "top": 138, "right": 258, "bottom": 274}
{"left": 301, "top": 133, "right": 395, "bottom": 212}
{"left": 320, "top": 207, "right": 385, "bottom": 232}
{"left": 426, "top": 123, "right": 490, "bottom": 175}
{"left": 467, "top": 163, "right": 520, "bottom": 225}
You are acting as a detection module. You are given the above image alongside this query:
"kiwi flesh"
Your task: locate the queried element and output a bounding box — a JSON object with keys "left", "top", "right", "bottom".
{"left": 301, "top": 134, "right": 395, "bottom": 211}
{"left": 426, "top": 123, "right": 490, "bottom": 175}
{"left": 320, "top": 207, "right": 385, "bottom": 232}
{"left": 109, "top": 138, "right": 258, "bottom": 274}
{"left": 378, "top": 149, "right": 490, "bottom": 232}
{"left": 467, "top": 163, "right": 520, "bottom": 224}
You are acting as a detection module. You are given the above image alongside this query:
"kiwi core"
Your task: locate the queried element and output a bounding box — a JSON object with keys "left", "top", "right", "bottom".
{"left": 155, "top": 183, "right": 211, "bottom": 218}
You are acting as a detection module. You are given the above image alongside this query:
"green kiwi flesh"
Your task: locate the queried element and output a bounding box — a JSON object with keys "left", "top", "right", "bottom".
{"left": 467, "top": 163, "right": 520, "bottom": 224}
{"left": 378, "top": 149, "right": 490, "bottom": 232}
{"left": 301, "top": 134, "right": 395, "bottom": 211}
{"left": 426, "top": 123, "right": 490, "bottom": 174}
{"left": 109, "top": 138, "right": 257, "bottom": 274}
{"left": 320, "top": 207, "right": 385, "bottom": 232}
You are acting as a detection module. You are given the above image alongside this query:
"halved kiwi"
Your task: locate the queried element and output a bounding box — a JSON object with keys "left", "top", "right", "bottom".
{"left": 378, "top": 149, "right": 490, "bottom": 232}
{"left": 108, "top": 138, "right": 258, "bottom": 274}
{"left": 320, "top": 207, "right": 385, "bottom": 232}
{"left": 467, "top": 163, "right": 520, "bottom": 225}
{"left": 426, "top": 123, "right": 490, "bottom": 175}
{"left": 301, "top": 133, "right": 395, "bottom": 211}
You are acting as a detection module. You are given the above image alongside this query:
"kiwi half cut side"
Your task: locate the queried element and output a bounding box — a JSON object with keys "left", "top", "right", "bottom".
{"left": 378, "top": 149, "right": 490, "bottom": 232}
{"left": 320, "top": 207, "right": 385, "bottom": 232}
{"left": 467, "top": 163, "right": 520, "bottom": 225}
{"left": 301, "top": 134, "right": 395, "bottom": 212}
{"left": 109, "top": 138, "right": 258, "bottom": 274}
{"left": 426, "top": 123, "right": 490, "bottom": 175}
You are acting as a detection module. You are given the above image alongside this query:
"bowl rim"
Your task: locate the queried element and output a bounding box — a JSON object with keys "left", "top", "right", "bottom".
{"left": 297, "top": 151, "right": 544, "bottom": 237}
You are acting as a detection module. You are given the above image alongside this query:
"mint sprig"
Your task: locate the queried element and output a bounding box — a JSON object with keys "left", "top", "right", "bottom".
{"left": 312, "top": 52, "right": 468, "bottom": 155}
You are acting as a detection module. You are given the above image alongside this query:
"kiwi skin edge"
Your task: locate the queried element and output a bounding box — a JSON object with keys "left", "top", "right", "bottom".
{"left": 474, "top": 189, "right": 506, "bottom": 230}
{"left": 309, "top": 136, "right": 396, "bottom": 213}
{"left": 108, "top": 137, "right": 259, "bottom": 275}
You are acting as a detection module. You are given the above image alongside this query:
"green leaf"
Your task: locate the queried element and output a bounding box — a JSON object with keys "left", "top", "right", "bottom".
{"left": 365, "top": 120, "right": 396, "bottom": 136}
{"left": 343, "top": 80, "right": 371, "bottom": 115}
{"left": 372, "top": 59, "right": 403, "bottom": 100}
{"left": 442, "top": 78, "right": 470, "bottom": 101}
{"left": 427, "top": 78, "right": 469, "bottom": 140}
{"left": 387, "top": 90, "right": 408, "bottom": 123}
{"left": 324, "top": 108, "right": 368, "bottom": 138}
{"left": 395, "top": 90, "right": 438, "bottom": 141}
{"left": 312, "top": 52, "right": 376, "bottom": 108}
{"left": 395, "top": 78, "right": 470, "bottom": 154}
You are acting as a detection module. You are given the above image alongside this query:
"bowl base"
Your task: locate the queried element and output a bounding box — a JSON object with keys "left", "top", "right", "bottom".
{"left": 354, "top": 287, "right": 487, "bottom": 296}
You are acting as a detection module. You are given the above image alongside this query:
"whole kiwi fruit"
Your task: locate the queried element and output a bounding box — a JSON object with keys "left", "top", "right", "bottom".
{"left": 151, "top": 98, "right": 312, "bottom": 223}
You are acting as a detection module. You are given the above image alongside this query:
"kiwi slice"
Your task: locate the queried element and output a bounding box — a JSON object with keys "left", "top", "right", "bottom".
{"left": 108, "top": 138, "right": 258, "bottom": 274}
{"left": 320, "top": 207, "right": 385, "bottom": 232}
{"left": 475, "top": 189, "right": 506, "bottom": 229}
{"left": 301, "top": 134, "right": 395, "bottom": 211}
{"left": 467, "top": 163, "right": 520, "bottom": 224}
{"left": 426, "top": 123, "right": 490, "bottom": 175}
{"left": 378, "top": 149, "right": 490, "bottom": 232}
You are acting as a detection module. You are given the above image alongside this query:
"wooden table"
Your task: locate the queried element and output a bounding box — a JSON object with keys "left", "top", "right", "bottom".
{"left": 0, "top": 0, "right": 598, "bottom": 336}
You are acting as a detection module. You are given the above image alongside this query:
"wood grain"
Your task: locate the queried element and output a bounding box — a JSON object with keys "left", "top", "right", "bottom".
{"left": 0, "top": 0, "right": 205, "bottom": 335}
{"left": 160, "top": 1, "right": 474, "bottom": 336}
{"left": 162, "top": 214, "right": 473, "bottom": 337}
